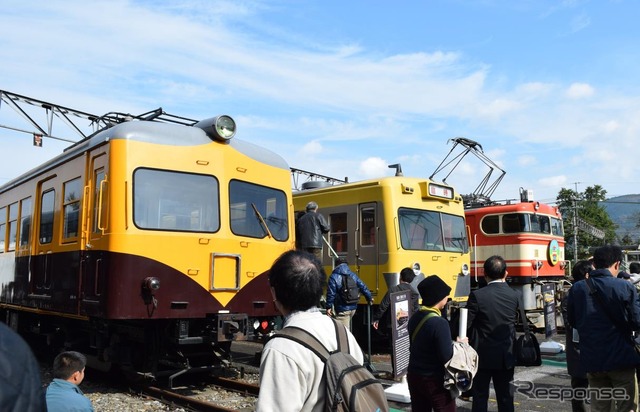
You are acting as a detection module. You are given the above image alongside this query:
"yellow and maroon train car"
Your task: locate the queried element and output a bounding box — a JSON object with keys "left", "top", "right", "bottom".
{"left": 0, "top": 114, "right": 293, "bottom": 384}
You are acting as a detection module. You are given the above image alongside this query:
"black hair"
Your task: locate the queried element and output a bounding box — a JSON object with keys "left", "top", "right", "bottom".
{"left": 483, "top": 255, "right": 507, "bottom": 280}
{"left": 400, "top": 267, "right": 416, "bottom": 283}
{"left": 592, "top": 245, "right": 623, "bottom": 270}
{"left": 52, "top": 351, "right": 86, "bottom": 380}
{"left": 572, "top": 260, "right": 593, "bottom": 282}
{"left": 268, "top": 250, "right": 326, "bottom": 312}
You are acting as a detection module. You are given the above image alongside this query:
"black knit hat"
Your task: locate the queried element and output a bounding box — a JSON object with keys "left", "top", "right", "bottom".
{"left": 417, "top": 275, "right": 452, "bottom": 307}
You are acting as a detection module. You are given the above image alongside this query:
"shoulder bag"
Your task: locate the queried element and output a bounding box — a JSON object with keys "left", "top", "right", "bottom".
{"left": 514, "top": 297, "right": 542, "bottom": 366}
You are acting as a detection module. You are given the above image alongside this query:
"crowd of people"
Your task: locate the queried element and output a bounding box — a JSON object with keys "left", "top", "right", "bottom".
{"left": 3, "top": 197, "right": 640, "bottom": 412}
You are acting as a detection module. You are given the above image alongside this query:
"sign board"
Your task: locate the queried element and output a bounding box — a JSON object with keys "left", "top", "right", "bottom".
{"left": 390, "top": 290, "right": 411, "bottom": 378}
{"left": 542, "top": 283, "right": 557, "bottom": 338}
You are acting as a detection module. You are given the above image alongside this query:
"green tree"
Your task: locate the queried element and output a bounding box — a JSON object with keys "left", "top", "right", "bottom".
{"left": 556, "top": 184, "right": 617, "bottom": 261}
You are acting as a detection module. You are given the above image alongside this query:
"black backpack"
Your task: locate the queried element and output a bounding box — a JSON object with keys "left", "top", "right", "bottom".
{"left": 275, "top": 320, "right": 389, "bottom": 412}
{"left": 340, "top": 274, "right": 361, "bottom": 305}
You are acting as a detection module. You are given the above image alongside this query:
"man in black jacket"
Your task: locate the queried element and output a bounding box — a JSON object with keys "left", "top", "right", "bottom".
{"left": 467, "top": 255, "right": 519, "bottom": 412}
{"left": 568, "top": 245, "right": 640, "bottom": 412}
{"left": 295, "top": 201, "right": 330, "bottom": 260}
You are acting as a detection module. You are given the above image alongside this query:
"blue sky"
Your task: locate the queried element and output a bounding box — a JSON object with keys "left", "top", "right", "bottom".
{"left": 1, "top": 0, "right": 639, "bottom": 204}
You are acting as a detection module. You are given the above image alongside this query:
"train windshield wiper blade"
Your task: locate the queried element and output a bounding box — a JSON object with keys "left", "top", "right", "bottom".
{"left": 251, "top": 203, "right": 273, "bottom": 239}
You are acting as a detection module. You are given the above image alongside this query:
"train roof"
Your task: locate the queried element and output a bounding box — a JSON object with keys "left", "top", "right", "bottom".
{"left": 1, "top": 120, "right": 289, "bottom": 194}
{"left": 465, "top": 200, "right": 561, "bottom": 216}
{"left": 293, "top": 175, "right": 464, "bottom": 201}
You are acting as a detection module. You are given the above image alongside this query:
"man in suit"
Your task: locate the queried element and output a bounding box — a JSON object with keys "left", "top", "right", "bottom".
{"left": 466, "top": 255, "right": 519, "bottom": 412}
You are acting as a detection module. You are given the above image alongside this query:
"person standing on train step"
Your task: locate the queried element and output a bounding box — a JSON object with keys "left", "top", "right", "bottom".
{"left": 295, "top": 201, "right": 330, "bottom": 261}
{"left": 561, "top": 259, "right": 593, "bottom": 412}
{"left": 46, "top": 351, "right": 95, "bottom": 412}
{"left": 326, "top": 257, "right": 373, "bottom": 331}
{"left": 257, "top": 250, "right": 368, "bottom": 411}
{"left": 567, "top": 244, "right": 640, "bottom": 412}
{"left": 466, "top": 255, "right": 519, "bottom": 412}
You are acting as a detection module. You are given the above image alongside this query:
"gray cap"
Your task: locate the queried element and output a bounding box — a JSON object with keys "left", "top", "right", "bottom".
{"left": 306, "top": 201, "right": 318, "bottom": 211}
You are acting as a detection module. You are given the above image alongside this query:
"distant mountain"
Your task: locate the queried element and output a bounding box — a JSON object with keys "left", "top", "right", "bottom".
{"left": 602, "top": 194, "right": 640, "bottom": 242}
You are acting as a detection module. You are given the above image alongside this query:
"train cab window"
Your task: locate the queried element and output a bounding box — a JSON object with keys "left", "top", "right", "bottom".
{"left": 502, "top": 213, "right": 528, "bottom": 233}
{"left": 551, "top": 217, "right": 564, "bottom": 236}
{"left": 0, "top": 206, "right": 6, "bottom": 252}
{"left": 361, "top": 208, "right": 376, "bottom": 246}
{"left": 480, "top": 215, "right": 499, "bottom": 234}
{"left": 40, "top": 190, "right": 55, "bottom": 244}
{"left": 134, "top": 168, "right": 219, "bottom": 233}
{"left": 229, "top": 180, "right": 288, "bottom": 240}
{"left": 7, "top": 202, "right": 18, "bottom": 251}
{"left": 63, "top": 178, "right": 82, "bottom": 240}
{"left": 330, "top": 213, "right": 348, "bottom": 253}
{"left": 530, "top": 214, "right": 551, "bottom": 234}
{"left": 398, "top": 207, "right": 444, "bottom": 251}
{"left": 19, "top": 197, "right": 32, "bottom": 248}
{"left": 442, "top": 213, "right": 469, "bottom": 253}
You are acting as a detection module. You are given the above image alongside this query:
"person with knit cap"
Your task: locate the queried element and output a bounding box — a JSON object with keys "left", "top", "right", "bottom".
{"left": 407, "top": 275, "right": 465, "bottom": 412}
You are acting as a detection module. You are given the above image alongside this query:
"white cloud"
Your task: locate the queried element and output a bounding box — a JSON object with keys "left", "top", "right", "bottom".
{"left": 518, "top": 155, "right": 537, "bottom": 167}
{"left": 359, "top": 157, "right": 389, "bottom": 178}
{"left": 565, "top": 83, "right": 595, "bottom": 99}
{"left": 539, "top": 175, "right": 568, "bottom": 188}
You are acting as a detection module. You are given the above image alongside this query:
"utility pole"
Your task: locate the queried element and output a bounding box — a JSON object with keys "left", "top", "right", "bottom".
{"left": 572, "top": 182, "right": 581, "bottom": 261}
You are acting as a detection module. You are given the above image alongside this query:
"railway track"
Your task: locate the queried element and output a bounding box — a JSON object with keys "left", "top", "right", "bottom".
{"left": 136, "top": 377, "right": 260, "bottom": 412}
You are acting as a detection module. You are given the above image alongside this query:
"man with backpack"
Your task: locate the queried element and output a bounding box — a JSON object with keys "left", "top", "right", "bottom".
{"left": 326, "top": 257, "right": 373, "bottom": 330}
{"left": 257, "top": 250, "right": 388, "bottom": 412}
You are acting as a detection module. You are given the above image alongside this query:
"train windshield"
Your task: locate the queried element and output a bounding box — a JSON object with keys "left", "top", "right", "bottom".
{"left": 229, "top": 180, "right": 289, "bottom": 241}
{"left": 398, "top": 207, "right": 468, "bottom": 253}
{"left": 133, "top": 168, "right": 219, "bottom": 232}
{"left": 501, "top": 213, "right": 563, "bottom": 236}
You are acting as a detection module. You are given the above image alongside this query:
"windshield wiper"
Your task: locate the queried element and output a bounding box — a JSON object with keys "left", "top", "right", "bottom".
{"left": 251, "top": 203, "right": 273, "bottom": 239}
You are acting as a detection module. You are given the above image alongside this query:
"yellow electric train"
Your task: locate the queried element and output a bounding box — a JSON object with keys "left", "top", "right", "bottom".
{"left": 0, "top": 100, "right": 293, "bottom": 385}
{"left": 292, "top": 171, "right": 471, "bottom": 339}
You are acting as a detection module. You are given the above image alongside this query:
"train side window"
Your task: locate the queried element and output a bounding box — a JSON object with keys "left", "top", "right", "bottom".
{"left": 40, "top": 190, "right": 55, "bottom": 244}
{"left": 360, "top": 207, "right": 376, "bottom": 246}
{"left": 480, "top": 215, "right": 499, "bottom": 234}
{"left": 93, "top": 169, "right": 106, "bottom": 234}
{"left": 0, "top": 206, "right": 6, "bottom": 252}
{"left": 330, "top": 213, "right": 348, "bottom": 254}
{"left": 7, "top": 202, "right": 18, "bottom": 251}
{"left": 19, "top": 197, "right": 32, "bottom": 248}
{"left": 63, "top": 178, "right": 82, "bottom": 240}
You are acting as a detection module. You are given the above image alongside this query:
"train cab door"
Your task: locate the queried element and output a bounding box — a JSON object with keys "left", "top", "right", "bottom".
{"left": 32, "top": 177, "right": 57, "bottom": 300}
{"left": 356, "top": 203, "right": 379, "bottom": 290}
{"left": 80, "top": 152, "right": 108, "bottom": 317}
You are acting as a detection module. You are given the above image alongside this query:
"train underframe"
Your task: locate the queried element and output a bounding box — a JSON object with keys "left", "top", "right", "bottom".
{"left": 2, "top": 308, "right": 255, "bottom": 388}
{"left": 507, "top": 276, "right": 568, "bottom": 330}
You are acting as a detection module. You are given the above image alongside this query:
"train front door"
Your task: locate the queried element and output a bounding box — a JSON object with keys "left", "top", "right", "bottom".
{"left": 80, "top": 152, "right": 108, "bottom": 317}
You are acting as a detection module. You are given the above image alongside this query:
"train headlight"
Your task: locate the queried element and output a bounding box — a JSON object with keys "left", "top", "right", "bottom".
{"left": 532, "top": 260, "right": 543, "bottom": 270}
{"left": 143, "top": 276, "right": 160, "bottom": 291}
{"left": 195, "top": 115, "right": 236, "bottom": 142}
{"left": 461, "top": 263, "right": 470, "bottom": 276}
